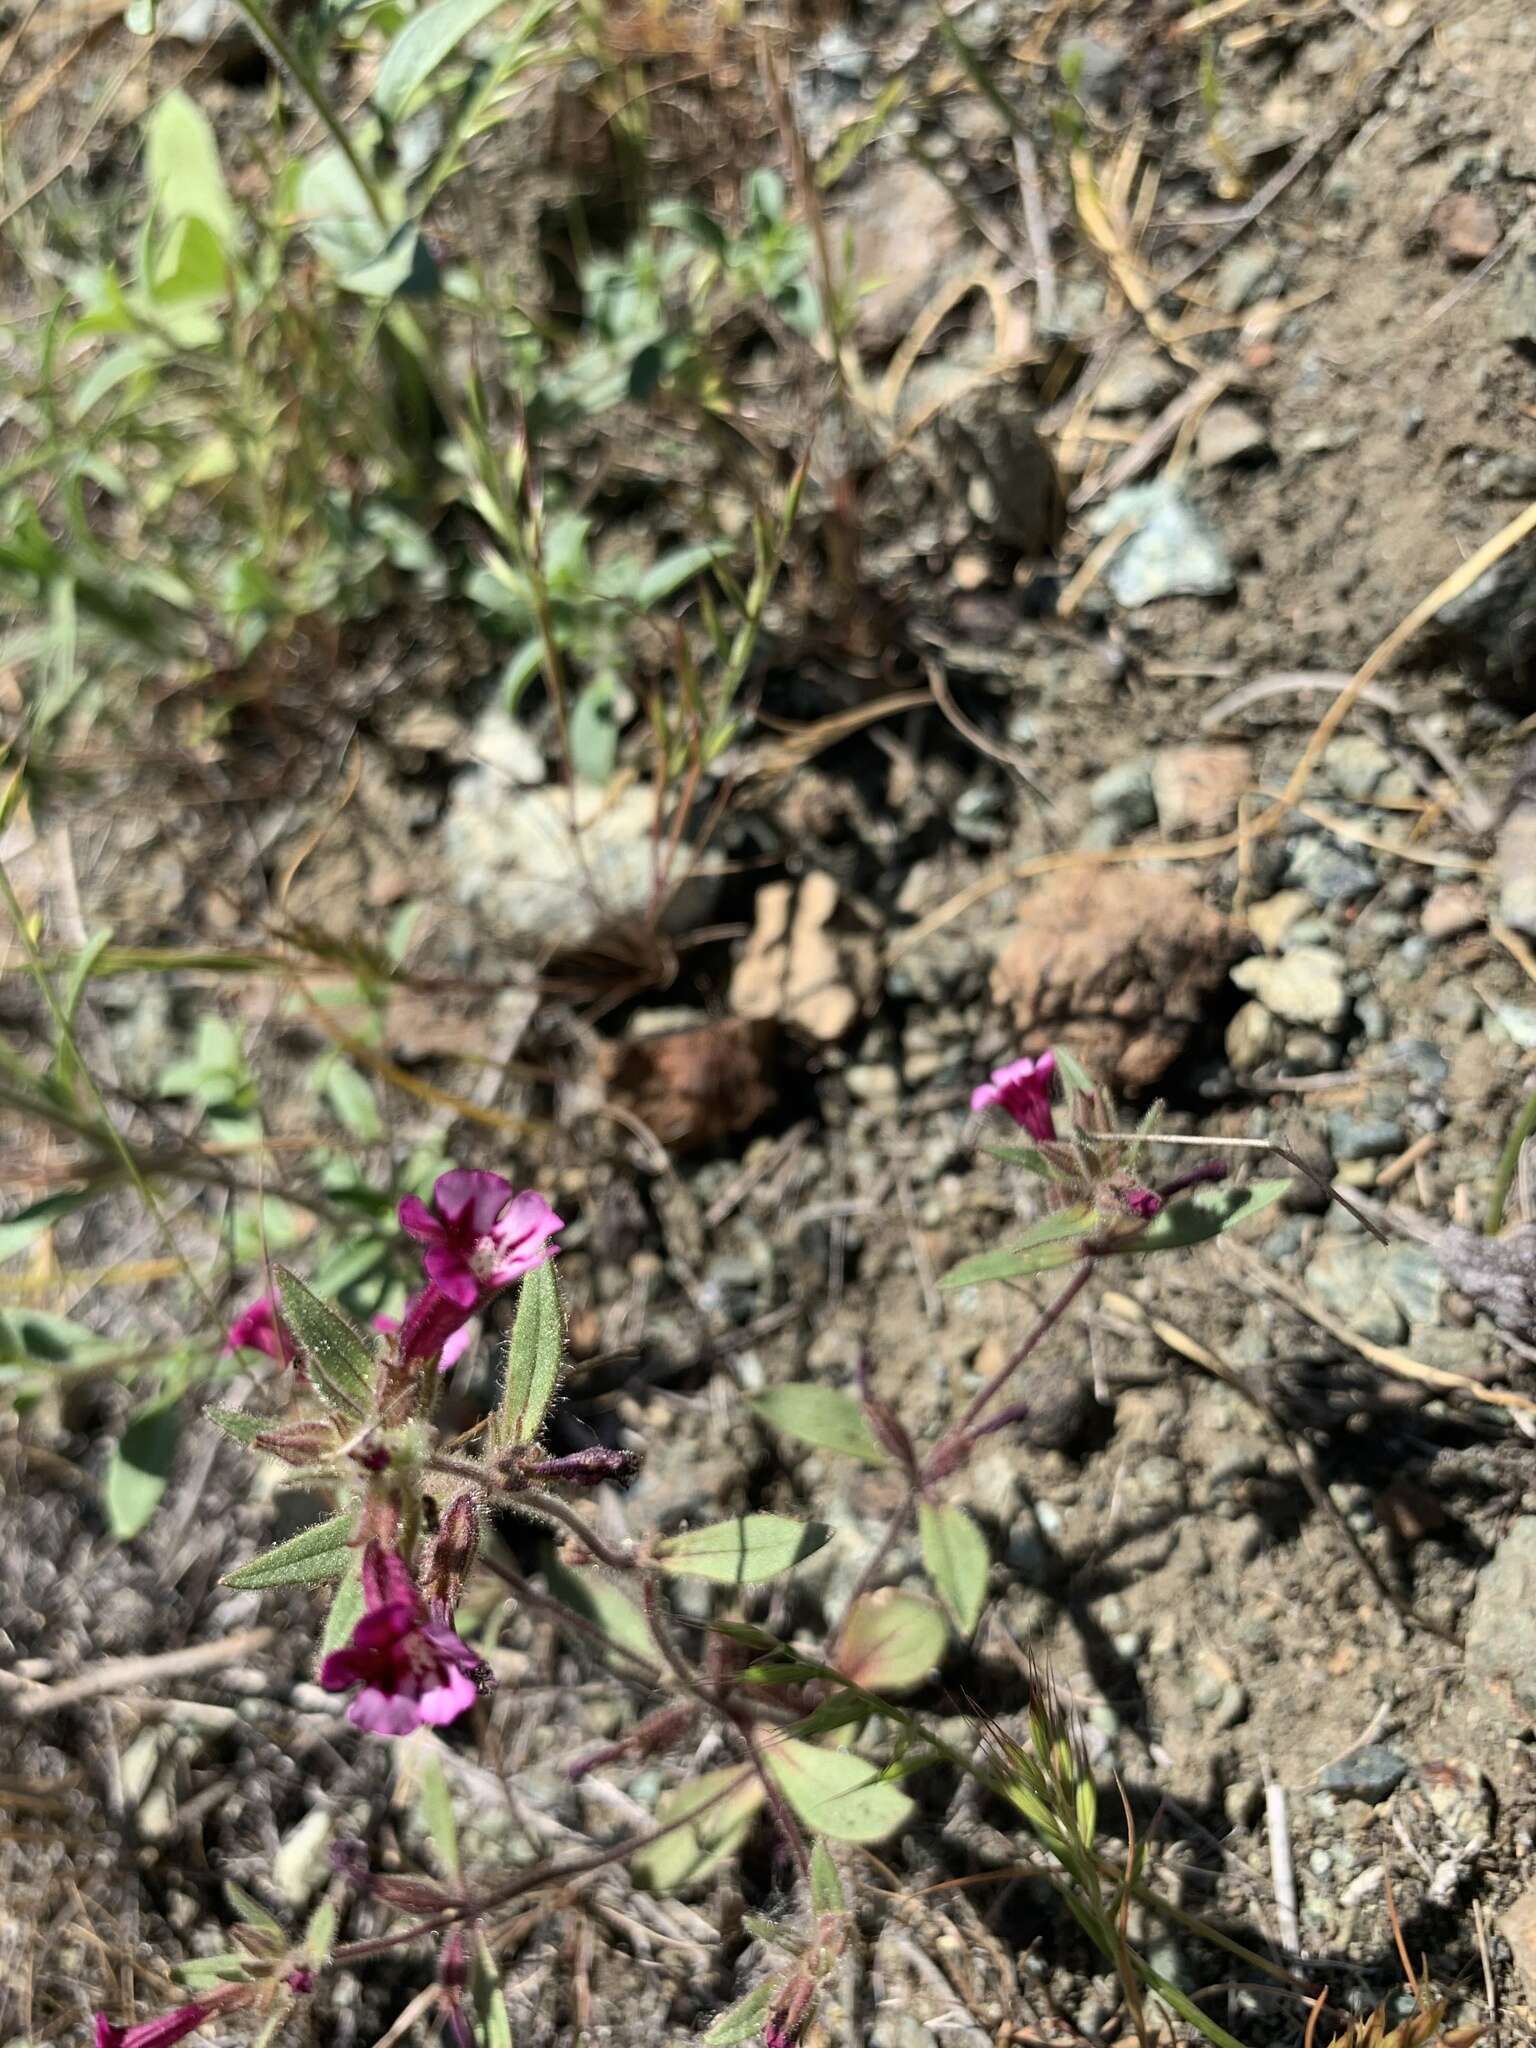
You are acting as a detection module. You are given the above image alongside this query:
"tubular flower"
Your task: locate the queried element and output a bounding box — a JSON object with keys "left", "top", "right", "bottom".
{"left": 223, "top": 1297, "right": 294, "bottom": 1364}
{"left": 374, "top": 1305, "right": 473, "bottom": 1373}
{"left": 970, "top": 1052, "right": 1057, "bottom": 1141}
{"left": 399, "top": 1170, "right": 563, "bottom": 1312}
{"left": 319, "top": 1542, "right": 486, "bottom": 1736}
{"left": 95, "top": 2004, "right": 211, "bottom": 2048}
{"left": 1120, "top": 1185, "right": 1163, "bottom": 1220}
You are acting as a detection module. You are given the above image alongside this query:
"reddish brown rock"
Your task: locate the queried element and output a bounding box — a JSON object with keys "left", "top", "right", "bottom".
{"left": 597, "top": 1018, "right": 776, "bottom": 1153}
{"left": 990, "top": 868, "right": 1238, "bottom": 1090}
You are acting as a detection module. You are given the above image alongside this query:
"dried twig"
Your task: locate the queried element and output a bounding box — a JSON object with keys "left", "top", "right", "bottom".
{"left": 7, "top": 1628, "right": 276, "bottom": 1716}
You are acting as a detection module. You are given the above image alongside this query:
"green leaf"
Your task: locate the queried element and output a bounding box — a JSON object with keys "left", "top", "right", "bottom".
{"left": 809, "top": 1837, "right": 845, "bottom": 1915}
{"left": 419, "top": 1752, "right": 461, "bottom": 1883}
{"left": 1120, "top": 1178, "right": 1291, "bottom": 1253}
{"left": 982, "top": 1142, "right": 1064, "bottom": 1179}
{"left": 1052, "top": 1045, "right": 1098, "bottom": 1099}
{"left": 303, "top": 1898, "right": 338, "bottom": 1966}
{"left": 144, "top": 90, "right": 236, "bottom": 245}
{"left": 544, "top": 1549, "right": 655, "bottom": 1667}
{"left": 321, "top": 1058, "right": 384, "bottom": 1142}
{"left": 106, "top": 1393, "right": 180, "bottom": 1540}
{"left": 0, "top": 1306, "right": 110, "bottom": 1367}
{"left": 497, "top": 1262, "right": 563, "bottom": 1447}
{"left": 472, "top": 1933, "right": 513, "bottom": 2048}
{"left": 373, "top": 0, "right": 512, "bottom": 121}
{"left": 126, "top": 0, "right": 157, "bottom": 29}
{"left": 173, "top": 1953, "right": 253, "bottom": 1989}
{"left": 274, "top": 1268, "right": 374, "bottom": 1417}
{"left": 149, "top": 215, "right": 229, "bottom": 304}
{"left": 0, "top": 1185, "right": 95, "bottom": 1262}
{"left": 763, "top": 1737, "right": 916, "bottom": 1844}
{"left": 225, "top": 1882, "right": 285, "bottom": 1941}
{"left": 223, "top": 1510, "right": 354, "bottom": 1589}
{"left": 634, "top": 540, "right": 728, "bottom": 608}
{"left": 319, "top": 1553, "right": 366, "bottom": 1655}
{"left": 206, "top": 1405, "right": 268, "bottom": 1447}
{"left": 650, "top": 1514, "right": 831, "bottom": 1588}
{"left": 940, "top": 1207, "right": 1094, "bottom": 1291}
{"left": 703, "top": 1979, "right": 781, "bottom": 2047}
{"left": 918, "top": 1501, "right": 988, "bottom": 1636}
{"left": 631, "top": 1766, "right": 765, "bottom": 1892}
{"left": 568, "top": 672, "right": 619, "bottom": 785}
{"left": 835, "top": 1589, "right": 946, "bottom": 1694}
{"left": 749, "top": 1384, "right": 888, "bottom": 1465}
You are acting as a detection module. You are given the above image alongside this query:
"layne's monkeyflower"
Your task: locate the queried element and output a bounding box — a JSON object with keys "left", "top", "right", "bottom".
{"left": 319, "top": 1542, "right": 486, "bottom": 1736}
{"left": 95, "top": 2003, "right": 211, "bottom": 2048}
{"left": 399, "top": 1171, "right": 563, "bottom": 1312}
{"left": 373, "top": 1306, "right": 473, "bottom": 1373}
{"left": 970, "top": 1051, "right": 1057, "bottom": 1142}
{"left": 224, "top": 1297, "right": 294, "bottom": 1364}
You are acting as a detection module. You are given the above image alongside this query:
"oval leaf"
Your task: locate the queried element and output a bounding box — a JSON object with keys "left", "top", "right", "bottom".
{"left": 703, "top": 1980, "right": 781, "bottom": 2047}
{"left": 375, "top": 0, "right": 525, "bottom": 120}
{"left": 810, "top": 1837, "right": 846, "bottom": 1915}
{"left": 763, "top": 1737, "right": 915, "bottom": 1844}
{"left": 836, "top": 1588, "right": 947, "bottom": 1694}
{"left": 749, "top": 1384, "right": 888, "bottom": 1464}
{"left": 1121, "top": 1177, "right": 1292, "bottom": 1253}
{"left": 544, "top": 1549, "right": 655, "bottom": 1668}
{"left": 274, "top": 1268, "right": 374, "bottom": 1416}
{"left": 918, "top": 1501, "right": 988, "bottom": 1636}
{"left": 940, "top": 1208, "right": 1093, "bottom": 1291}
{"left": 144, "top": 89, "right": 236, "bottom": 244}
{"left": 223, "top": 1509, "right": 354, "bottom": 1589}
{"left": 498, "top": 1261, "right": 563, "bottom": 1447}
{"left": 650, "top": 1514, "right": 830, "bottom": 1587}
{"left": 107, "top": 1393, "right": 180, "bottom": 1540}
{"left": 631, "top": 1767, "right": 765, "bottom": 1892}
{"left": 318, "top": 1552, "right": 366, "bottom": 1660}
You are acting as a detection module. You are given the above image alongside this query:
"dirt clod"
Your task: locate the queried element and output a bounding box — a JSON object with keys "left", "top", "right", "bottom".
{"left": 989, "top": 868, "right": 1238, "bottom": 1090}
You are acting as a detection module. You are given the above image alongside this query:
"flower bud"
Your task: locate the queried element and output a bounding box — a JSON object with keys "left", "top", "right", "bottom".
{"left": 424, "top": 1491, "right": 480, "bottom": 1618}
{"left": 518, "top": 1446, "right": 642, "bottom": 1488}
{"left": 763, "top": 1972, "right": 817, "bottom": 2048}
{"left": 252, "top": 1419, "right": 337, "bottom": 1467}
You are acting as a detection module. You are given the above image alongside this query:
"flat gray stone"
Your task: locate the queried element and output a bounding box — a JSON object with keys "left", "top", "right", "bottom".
{"left": 1088, "top": 482, "right": 1234, "bottom": 606}
{"left": 1466, "top": 1518, "right": 1536, "bottom": 1715}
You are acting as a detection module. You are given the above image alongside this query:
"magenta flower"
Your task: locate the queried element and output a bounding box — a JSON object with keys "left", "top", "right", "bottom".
{"left": 95, "top": 2003, "right": 210, "bottom": 2048}
{"left": 319, "top": 1542, "right": 485, "bottom": 1736}
{"left": 374, "top": 1305, "right": 473, "bottom": 1373}
{"left": 970, "top": 1052, "right": 1057, "bottom": 1141}
{"left": 1121, "top": 1185, "right": 1163, "bottom": 1220}
{"left": 224, "top": 1297, "right": 293, "bottom": 1364}
{"left": 399, "top": 1170, "right": 563, "bottom": 1312}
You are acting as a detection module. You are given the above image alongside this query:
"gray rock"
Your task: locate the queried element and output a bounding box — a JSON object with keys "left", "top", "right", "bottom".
{"left": 1226, "top": 999, "right": 1281, "bottom": 1072}
{"left": 1088, "top": 482, "right": 1235, "bottom": 606}
{"left": 1089, "top": 759, "right": 1157, "bottom": 831}
{"left": 1320, "top": 1745, "right": 1409, "bottom": 1802}
{"left": 835, "top": 161, "right": 970, "bottom": 354}
{"left": 1212, "top": 244, "right": 1279, "bottom": 314}
{"left": 441, "top": 780, "right": 715, "bottom": 954}
{"left": 160, "top": 0, "right": 250, "bottom": 42}
{"left": 1499, "top": 810, "right": 1536, "bottom": 938}
{"left": 1323, "top": 734, "right": 1398, "bottom": 802}
{"left": 1326, "top": 1111, "right": 1406, "bottom": 1161}
{"left": 1230, "top": 947, "right": 1350, "bottom": 1031}
{"left": 1059, "top": 34, "right": 1126, "bottom": 107}
{"left": 1466, "top": 1518, "right": 1536, "bottom": 1714}
{"left": 1305, "top": 1238, "right": 1407, "bottom": 1343}
{"left": 1096, "top": 347, "right": 1179, "bottom": 415}
{"left": 1196, "top": 402, "right": 1270, "bottom": 467}
{"left": 1499, "top": 244, "right": 1536, "bottom": 349}
{"left": 1285, "top": 835, "right": 1378, "bottom": 904}
{"left": 1435, "top": 540, "right": 1536, "bottom": 703}
{"left": 1383, "top": 1245, "right": 1443, "bottom": 1326}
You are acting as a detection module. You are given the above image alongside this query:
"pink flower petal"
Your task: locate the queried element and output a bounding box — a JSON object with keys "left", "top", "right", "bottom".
{"left": 439, "top": 1321, "right": 474, "bottom": 1372}
{"left": 423, "top": 1246, "right": 480, "bottom": 1310}
{"left": 397, "top": 1193, "right": 445, "bottom": 1248}
{"left": 348, "top": 1685, "right": 429, "bottom": 1736}
{"left": 416, "top": 1662, "right": 479, "bottom": 1726}
{"left": 432, "top": 1168, "right": 513, "bottom": 1235}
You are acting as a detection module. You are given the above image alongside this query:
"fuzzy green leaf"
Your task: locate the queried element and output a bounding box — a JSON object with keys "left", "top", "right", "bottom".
{"left": 809, "top": 1837, "right": 846, "bottom": 1915}
{"left": 224, "top": 1882, "right": 284, "bottom": 1941}
{"left": 939, "top": 1206, "right": 1093, "bottom": 1290}
{"left": 223, "top": 1510, "right": 354, "bottom": 1589}
{"left": 107, "top": 1393, "right": 180, "bottom": 1540}
{"left": 303, "top": 1898, "right": 338, "bottom": 1966}
{"left": 749, "top": 1384, "right": 888, "bottom": 1464}
{"left": 144, "top": 89, "right": 236, "bottom": 245}
{"left": 205, "top": 1405, "right": 268, "bottom": 1447}
{"left": 0, "top": 1185, "right": 95, "bottom": 1262}
{"left": 274, "top": 1268, "right": 374, "bottom": 1417}
{"left": 703, "top": 1979, "right": 781, "bottom": 2046}
{"left": 836, "top": 1589, "right": 947, "bottom": 1694}
{"left": 543, "top": 1549, "right": 655, "bottom": 1667}
{"left": 318, "top": 1553, "right": 366, "bottom": 1656}
{"left": 173, "top": 1953, "right": 253, "bottom": 1989}
{"left": 419, "top": 1752, "right": 461, "bottom": 1883}
{"left": 472, "top": 1933, "right": 513, "bottom": 2048}
{"left": 631, "top": 1767, "right": 765, "bottom": 1893}
{"left": 1118, "top": 1178, "right": 1291, "bottom": 1253}
{"left": 650, "top": 1514, "right": 830, "bottom": 1587}
{"left": 918, "top": 1501, "right": 988, "bottom": 1636}
{"left": 498, "top": 1261, "right": 563, "bottom": 1447}
{"left": 320, "top": 1057, "right": 384, "bottom": 1142}
{"left": 374, "top": 0, "right": 539, "bottom": 120}
{"left": 763, "top": 1738, "right": 916, "bottom": 1844}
